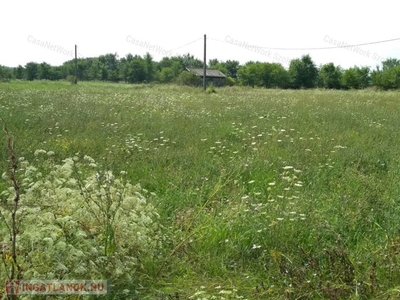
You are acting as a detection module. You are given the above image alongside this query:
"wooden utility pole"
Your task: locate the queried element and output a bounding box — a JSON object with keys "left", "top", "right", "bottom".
{"left": 203, "top": 34, "right": 206, "bottom": 91}
{"left": 74, "top": 45, "right": 78, "bottom": 84}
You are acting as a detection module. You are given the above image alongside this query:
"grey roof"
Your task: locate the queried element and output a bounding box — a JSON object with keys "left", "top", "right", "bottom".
{"left": 186, "top": 68, "right": 226, "bottom": 78}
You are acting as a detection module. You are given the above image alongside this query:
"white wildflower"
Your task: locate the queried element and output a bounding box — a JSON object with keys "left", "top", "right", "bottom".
{"left": 283, "top": 166, "right": 294, "bottom": 170}
{"left": 34, "top": 149, "right": 47, "bottom": 156}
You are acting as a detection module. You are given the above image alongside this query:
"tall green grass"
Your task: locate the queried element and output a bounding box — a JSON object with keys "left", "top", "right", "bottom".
{"left": 1, "top": 81, "right": 400, "bottom": 299}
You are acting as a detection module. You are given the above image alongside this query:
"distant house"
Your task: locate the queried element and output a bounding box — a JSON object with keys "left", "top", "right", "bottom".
{"left": 186, "top": 68, "right": 227, "bottom": 87}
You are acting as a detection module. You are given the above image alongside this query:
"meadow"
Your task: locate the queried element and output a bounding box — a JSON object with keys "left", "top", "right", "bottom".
{"left": 1, "top": 81, "right": 400, "bottom": 299}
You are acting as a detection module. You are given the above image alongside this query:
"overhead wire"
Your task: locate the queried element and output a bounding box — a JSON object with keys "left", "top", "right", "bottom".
{"left": 208, "top": 36, "right": 400, "bottom": 51}
{"left": 168, "top": 37, "right": 203, "bottom": 52}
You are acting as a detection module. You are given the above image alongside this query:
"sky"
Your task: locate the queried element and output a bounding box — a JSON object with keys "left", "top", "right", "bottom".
{"left": 1, "top": 0, "right": 399, "bottom": 70}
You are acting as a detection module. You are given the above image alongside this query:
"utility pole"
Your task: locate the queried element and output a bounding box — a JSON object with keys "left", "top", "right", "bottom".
{"left": 203, "top": 34, "right": 206, "bottom": 91}
{"left": 74, "top": 45, "right": 78, "bottom": 84}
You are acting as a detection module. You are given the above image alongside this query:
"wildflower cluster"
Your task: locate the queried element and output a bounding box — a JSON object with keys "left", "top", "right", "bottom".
{"left": 0, "top": 151, "right": 160, "bottom": 288}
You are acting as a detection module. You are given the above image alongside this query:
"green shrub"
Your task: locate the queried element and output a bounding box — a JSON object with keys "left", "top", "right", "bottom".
{"left": 66, "top": 75, "right": 77, "bottom": 85}
{"left": 225, "top": 76, "right": 236, "bottom": 86}
{"left": 175, "top": 71, "right": 201, "bottom": 86}
{"left": 206, "top": 83, "right": 216, "bottom": 93}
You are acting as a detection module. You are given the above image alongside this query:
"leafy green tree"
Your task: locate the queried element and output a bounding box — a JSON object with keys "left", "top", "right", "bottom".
{"left": 238, "top": 62, "right": 288, "bottom": 88}
{"left": 87, "top": 58, "right": 103, "bottom": 81}
{"left": 157, "top": 56, "right": 175, "bottom": 70}
{"left": 60, "top": 60, "right": 73, "bottom": 79}
{"left": 260, "top": 63, "right": 289, "bottom": 88}
{"left": 178, "top": 53, "right": 203, "bottom": 68}
{"left": 342, "top": 68, "right": 360, "bottom": 89}
{"left": 237, "top": 62, "right": 260, "bottom": 87}
{"left": 288, "top": 54, "right": 318, "bottom": 88}
{"left": 98, "top": 53, "right": 119, "bottom": 81}
{"left": 357, "top": 66, "right": 370, "bottom": 88}
{"left": 382, "top": 58, "right": 400, "bottom": 71}
{"left": 79, "top": 59, "right": 93, "bottom": 81}
{"left": 25, "top": 62, "right": 38, "bottom": 81}
{"left": 50, "top": 66, "right": 63, "bottom": 80}
{"left": 119, "top": 54, "right": 134, "bottom": 82}
{"left": 60, "top": 59, "right": 91, "bottom": 81}
{"left": 223, "top": 60, "right": 240, "bottom": 79}
{"left": 209, "top": 59, "right": 239, "bottom": 78}
{"left": 0, "top": 65, "right": 12, "bottom": 81}
{"left": 212, "top": 63, "right": 228, "bottom": 76}
{"left": 14, "top": 65, "right": 25, "bottom": 79}
{"left": 158, "top": 57, "right": 184, "bottom": 71}
{"left": 319, "top": 63, "right": 343, "bottom": 89}
{"left": 124, "top": 57, "right": 146, "bottom": 83}
{"left": 371, "top": 58, "right": 400, "bottom": 90}
{"left": 143, "top": 52, "right": 156, "bottom": 82}
{"left": 209, "top": 59, "right": 219, "bottom": 67}
{"left": 37, "top": 62, "right": 52, "bottom": 80}
{"left": 158, "top": 67, "right": 175, "bottom": 83}
{"left": 371, "top": 65, "right": 400, "bottom": 90}
{"left": 157, "top": 57, "right": 183, "bottom": 83}
{"left": 342, "top": 66, "right": 370, "bottom": 89}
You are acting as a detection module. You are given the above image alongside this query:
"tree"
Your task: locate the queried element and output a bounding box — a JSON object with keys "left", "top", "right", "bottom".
{"left": 237, "top": 62, "right": 260, "bottom": 87}
{"left": 371, "top": 65, "right": 400, "bottom": 90}
{"left": 356, "top": 66, "right": 370, "bottom": 88}
{"left": 237, "top": 62, "right": 288, "bottom": 88}
{"left": 319, "top": 63, "right": 343, "bottom": 89}
{"left": 37, "top": 62, "right": 52, "bottom": 80}
{"left": 25, "top": 62, "right": 38, "bottom": 81}
{"left": 223, "top": 60, "right": 240, "bottom": 79}
{"left": 342, "top": 68, "right": 360, "bottom": 89}
{"left": 178, "top": 53, "right": 203, "bottom": 68}
{"left": 122, "top": 56, "right": 146, "bottom": 83}
{"left": 98, "top": 53, "right": 119, "bottom": 81}
{"left": 158, "top": 67, "right": 175, "bottom": 83}
{"left": 119, "top": 54, "right": 135, "bottom": 83}
{"left": 14, "top": 65, "right": 25, "bottom": 79}
{"left": 50, "top": 66, "right": 63, "bottom": 81}
{"left": 157, "top": 57, "right": 184, "bottom": 83}
{"left": 342, "top": 66, "right": 370, "bottom": 89}
{"left": 0, "top": 65, "right": 12, "bottom": 81}
{"left": 288, "top": 54, "right": 318, "bottom": 89}
{"left": 260, "top": 63, "right": 289, "bottom": 88}
{"left": 143, "top": 52, "right": 156, "bottom": 82}
{"left": 209, "top": 59, "right": 219, "bottom": 67}
{"left": 382, "top": 58, "right": 400, "bottom": 71}
{"left": 371, "top": 58, "right": 400, "bottom": 90}
{"left": 88, "top": 58, "right": 103, "bottom": 81}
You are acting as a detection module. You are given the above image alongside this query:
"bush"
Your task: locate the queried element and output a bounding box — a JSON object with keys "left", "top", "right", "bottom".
{"left": 206, "top": 83, "right": 216, "bottom": 93}
{"left": 175, "top": 71, "right": 201, "bottom": 86}
{"left": 66, "top": 75, "right": 78, "bottom": 85}
{"left": 225, "top": 76, "right": 236, "bottom": 86}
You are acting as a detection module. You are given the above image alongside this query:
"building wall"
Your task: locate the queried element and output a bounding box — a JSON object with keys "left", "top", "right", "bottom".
{"left": 204, "top": 77, "right": 225, "bottom": 87}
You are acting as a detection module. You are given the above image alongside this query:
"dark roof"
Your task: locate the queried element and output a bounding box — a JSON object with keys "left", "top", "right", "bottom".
{"left": 186, "top": 68, "right": 226, "bottom": 78}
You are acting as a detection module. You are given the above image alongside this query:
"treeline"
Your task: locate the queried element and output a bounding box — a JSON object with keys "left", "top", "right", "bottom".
{"left": 1, "top": 53, "right": 400, "bottom": 90}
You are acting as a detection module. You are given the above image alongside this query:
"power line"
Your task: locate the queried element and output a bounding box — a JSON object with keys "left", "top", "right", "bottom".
{"left": 168, "top": 37, "right": 203, "bottom": 52}
{"left": 208, "top": 36, "right": 400, "bottom": 51}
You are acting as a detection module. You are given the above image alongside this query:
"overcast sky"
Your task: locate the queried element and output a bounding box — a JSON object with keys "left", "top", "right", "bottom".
{"left": 1, "top": 0, "right": 399, "bottom": 69}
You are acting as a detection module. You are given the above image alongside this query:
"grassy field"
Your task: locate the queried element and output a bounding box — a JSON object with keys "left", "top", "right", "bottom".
{"left": 1, "top": 81, "right": 400, "bottom": 299}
